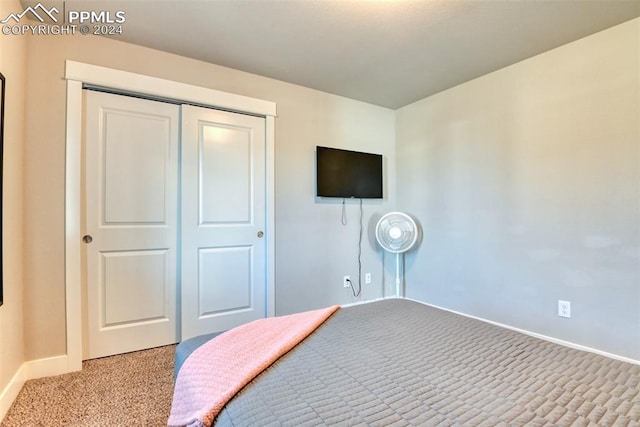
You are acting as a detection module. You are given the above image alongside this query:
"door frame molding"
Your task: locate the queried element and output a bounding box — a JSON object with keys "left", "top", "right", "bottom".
{"left": 64, "top": 60, "right": 276, "bottom": 372}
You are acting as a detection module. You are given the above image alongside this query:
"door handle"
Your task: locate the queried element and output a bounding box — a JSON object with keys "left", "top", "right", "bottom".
{"left": 82, "top": 235, "right": 93, "bottom": 244}
{"left": 257, "top": 231, "right": 264, "bottom": 238}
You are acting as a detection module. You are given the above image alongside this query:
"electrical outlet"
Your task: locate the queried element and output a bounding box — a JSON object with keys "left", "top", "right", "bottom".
{"left": 365, "top": 273, "right": 372, "bottom": 284}
{"left": 343, "top": 275, "right": 351, "bottom": 288}
{"left": 558, "top": 300, "right": 571, "bottom": 318}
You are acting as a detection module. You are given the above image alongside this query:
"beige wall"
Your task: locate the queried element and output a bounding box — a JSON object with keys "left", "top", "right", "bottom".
{"left": 396, "top": 19, "right": 639, "bottom": 359}
{"left": 0, "top": 0, "right": 26, "bottom": 409}
{"left": 24, "top": 34, "right": 396, "bottom": 360}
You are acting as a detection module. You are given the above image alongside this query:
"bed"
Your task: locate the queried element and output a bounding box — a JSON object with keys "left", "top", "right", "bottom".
{"left": 170, "top": 298, "right": 640, "bottom": 426}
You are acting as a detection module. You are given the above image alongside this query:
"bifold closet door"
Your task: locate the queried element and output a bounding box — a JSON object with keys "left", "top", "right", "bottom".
{"left": 82, "top": 90, "right": 180, "bottom": 359}
{"left": 180, "top": 105, "right": 267, "bottom": 340}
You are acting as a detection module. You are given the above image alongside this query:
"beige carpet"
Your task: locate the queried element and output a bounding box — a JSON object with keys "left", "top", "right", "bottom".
{"left": 1, "top": 345, "right": 175, "bottom": 427}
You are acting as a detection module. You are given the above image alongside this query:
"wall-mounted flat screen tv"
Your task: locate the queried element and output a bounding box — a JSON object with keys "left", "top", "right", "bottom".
{"left": 316, "top": 146, "right": 383, "bottom": 199}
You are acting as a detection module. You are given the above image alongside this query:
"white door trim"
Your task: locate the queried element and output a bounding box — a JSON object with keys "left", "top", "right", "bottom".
{"left": 64, "top": 60, "right": 276, "bottom": 372}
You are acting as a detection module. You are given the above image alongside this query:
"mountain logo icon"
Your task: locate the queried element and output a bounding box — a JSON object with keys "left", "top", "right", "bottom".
{"left": 1, "top": 3, "right": 59, "bottom": 24}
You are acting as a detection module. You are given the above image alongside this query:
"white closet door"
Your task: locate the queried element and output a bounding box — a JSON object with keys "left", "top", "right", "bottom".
{"left": 181, "top": 105, "right": 267, "bottom": 339}
{"left": 83, "top": 90, "right": 179, "bottom": 359}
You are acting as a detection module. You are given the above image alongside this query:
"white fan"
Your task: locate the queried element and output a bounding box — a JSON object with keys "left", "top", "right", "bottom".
{"left": 375, "top": 212, "right": 420, "bottom": 298}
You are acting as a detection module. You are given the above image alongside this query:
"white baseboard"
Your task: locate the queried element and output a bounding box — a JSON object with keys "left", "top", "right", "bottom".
{"left": 0, "top": 354, "right": 70, "bottom": 423}
{"left": 341, "top": 296, "right": 396, "bottom": 308}
{"left": 0, "top": 364, "right": 26, "bottom": 422}
{"left": 24, "top": 355, "right": 70, "bottom": 379}
{"left": 407, "top": 297, "right": 640, "bottom": 366}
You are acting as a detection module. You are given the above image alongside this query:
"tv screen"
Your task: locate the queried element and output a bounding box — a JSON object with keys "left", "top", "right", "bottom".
{"left": 316, "top": 146, "right": 383, "bottom": 199}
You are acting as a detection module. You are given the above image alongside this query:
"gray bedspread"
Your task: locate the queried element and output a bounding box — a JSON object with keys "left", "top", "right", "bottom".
{"left": 199, "top": 299, "right": 639, "bottom": 426}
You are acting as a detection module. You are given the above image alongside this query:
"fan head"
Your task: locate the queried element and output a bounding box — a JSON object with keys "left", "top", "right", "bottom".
{"left": 375, "top": 212, "right": 419, "bottom": 253}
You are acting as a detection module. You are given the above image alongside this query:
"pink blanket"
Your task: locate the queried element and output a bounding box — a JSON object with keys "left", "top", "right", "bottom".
{"left": 167, "top": 305, "right": 340, "bottom": 427}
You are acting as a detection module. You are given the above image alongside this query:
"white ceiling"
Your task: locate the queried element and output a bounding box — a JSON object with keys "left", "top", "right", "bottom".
{"left": 24, "top": 0, "right": 640, "bottom": 109}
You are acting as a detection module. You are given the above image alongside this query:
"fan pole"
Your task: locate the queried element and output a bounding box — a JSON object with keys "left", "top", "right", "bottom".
{"left": 395, "top": 252, "right": 401, "bottom": 298}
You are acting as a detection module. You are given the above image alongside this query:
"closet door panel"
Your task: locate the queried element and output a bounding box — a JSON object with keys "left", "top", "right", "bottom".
{"left": 181, "top": 105, "right": 267, "bottom": 339}
{"left": 83, "top": 90, "right": 179, "bottom": 359}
